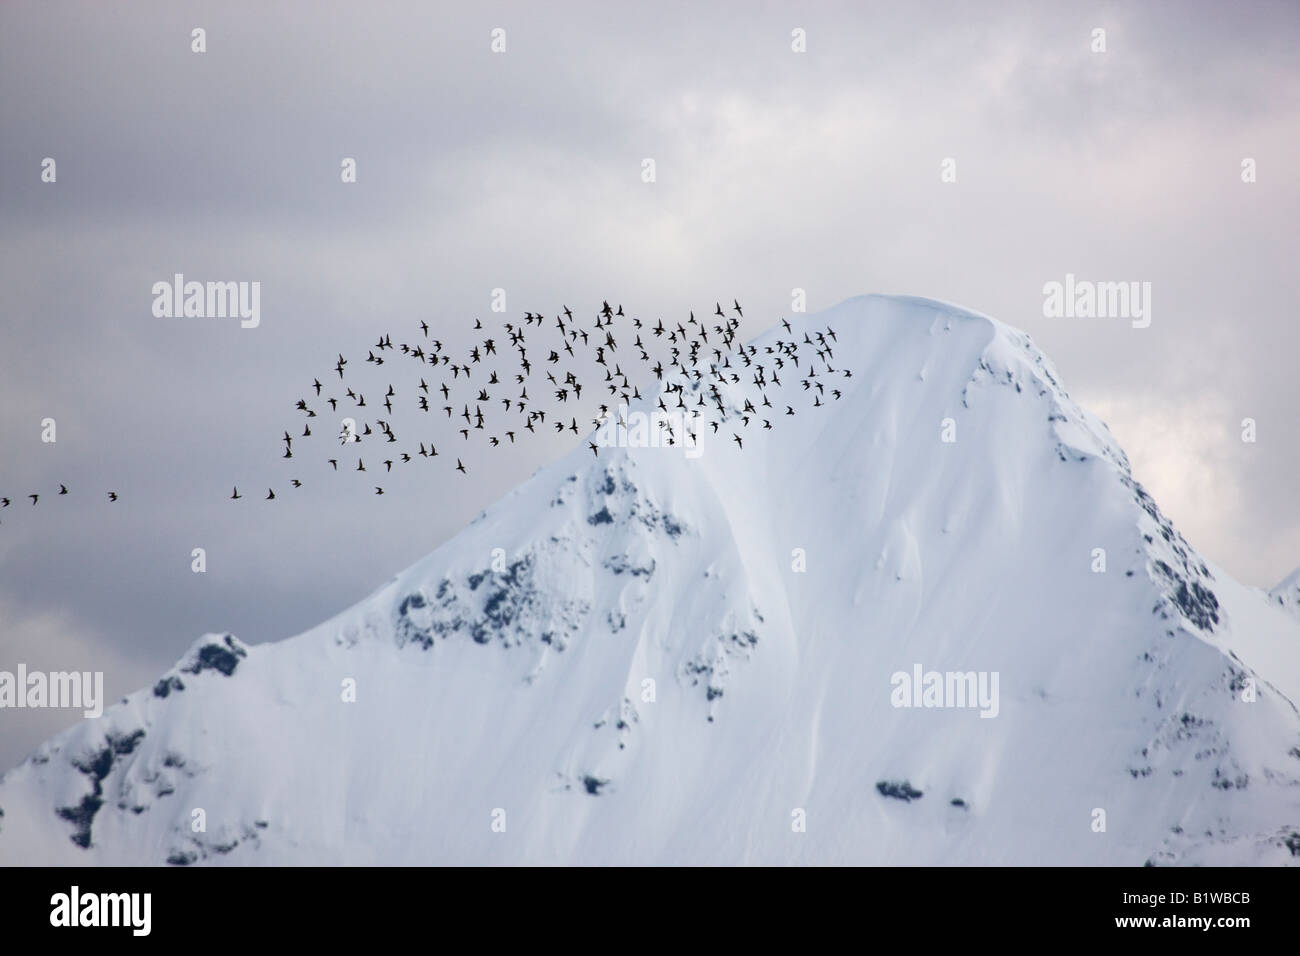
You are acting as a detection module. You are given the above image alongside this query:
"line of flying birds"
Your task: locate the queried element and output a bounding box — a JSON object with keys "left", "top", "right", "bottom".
{"left": 0, "top": 485, "right": 116, "bottom": 507}
{"left": 2, "top": 300, "right": 849, "bottom": 514}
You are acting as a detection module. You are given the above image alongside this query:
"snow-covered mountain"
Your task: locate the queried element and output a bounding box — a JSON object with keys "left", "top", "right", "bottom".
{"left": 2, "top": 294, "right": 1298, "bottom": 866}
{"left": 1269, "top": 568, "right": 1300, "bottom": 624}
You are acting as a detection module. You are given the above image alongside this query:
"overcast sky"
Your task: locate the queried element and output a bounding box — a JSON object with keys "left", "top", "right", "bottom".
{"left": 2, "top": 0, "right": 1297, "bottom": 772}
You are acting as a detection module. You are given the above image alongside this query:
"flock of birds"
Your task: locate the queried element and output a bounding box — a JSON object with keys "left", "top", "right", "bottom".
{"left": 3, "top": 301, "right": 850, "bottom": 514}
{"left": 233, "top": 299, "right": 850, "bottom": 500}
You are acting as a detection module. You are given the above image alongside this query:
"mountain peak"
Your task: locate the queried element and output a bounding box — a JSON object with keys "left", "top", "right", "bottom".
{"left": 3, "top": 295, "right": 1298, "bottom": 866}
{"left": 1269, "top": 566, "right": 1300, "bottom": 622}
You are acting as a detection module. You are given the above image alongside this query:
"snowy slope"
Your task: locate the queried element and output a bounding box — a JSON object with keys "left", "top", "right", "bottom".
{"left": 2, "top": 294, "right": 1298, "bottom": 866}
